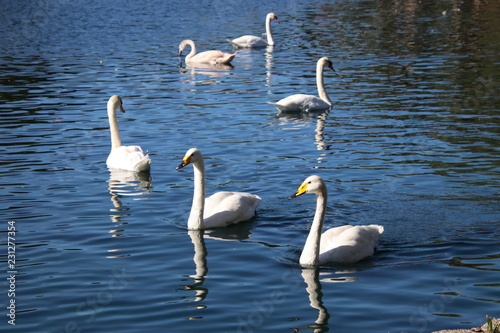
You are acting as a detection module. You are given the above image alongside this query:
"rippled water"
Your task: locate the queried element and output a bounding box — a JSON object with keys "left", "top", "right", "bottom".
{"left": 1, "top": 0, "right": 499, "bottom": 332}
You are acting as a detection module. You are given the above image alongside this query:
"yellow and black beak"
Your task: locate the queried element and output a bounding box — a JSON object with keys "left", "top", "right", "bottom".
{"left": 289, "top": 182, "right": 308, "bottom": 199}
{"left": 176, "top": 155, "right": 191, "bottom": 170}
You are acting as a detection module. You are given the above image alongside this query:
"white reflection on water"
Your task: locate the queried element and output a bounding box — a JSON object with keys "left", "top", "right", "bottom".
{"left": 180, "top": 226, "right": 255, "bottom": 319}
{"left": 265, "top": 46, "right": 275, "bottom": 90}
{"left": 179, "top": 61, "right": 234, "bottom": 79}
{"left": 184, "top": 230, "right": 209, "bottom": 307}
{"left": 276, "top": 109, "right": 333, "bottom": 165}
{"left": 298, "top": 268, "right": 360, "bottom": 332}
{"left": 106, "top": 168, "right": 152, "bottom": 245}
{"left": 301, "top": 268, "right": 330, "bottom": 332}
{"left": 107, "top": 168, "right": 152, "bottom": 199}
{"left": 105, "top": 168, "right": 152, "bottom": 258}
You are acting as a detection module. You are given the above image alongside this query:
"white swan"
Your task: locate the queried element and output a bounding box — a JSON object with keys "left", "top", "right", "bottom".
{"left": 178, "top": 39, "right": 236, "bottom": 65}
{"left": 105, "top": 95, "right": 151, "bottom": 172}
{"left": 270, "top": 57, "right": 335, "bottom": 113}
{"left": 176, "top": 148, "right": 261, "bottom": 230}
{"left": 289, "top": 175, "right": 383, "bottom": 266}
{"left": 228, "top": 13, "right": 280, "bottom": 48}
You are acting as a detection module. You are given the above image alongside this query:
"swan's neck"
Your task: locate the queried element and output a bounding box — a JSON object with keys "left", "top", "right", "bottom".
{"left": 108, "top": 105, "right": 122, "bottom": 150}
{"left": 316, "top": 61, "right": 331, "bottom": 105}
{"left": 300, "top": 188, "right": 327, "bottom": 266}
{"left": 265, "top": 15, "right": 275, "bottom": 46}
{"left": 188, "top": 160, "right": 206, "bottom": 230}
{"left": 185, "top": 40, "right": 197, "bottom": 60}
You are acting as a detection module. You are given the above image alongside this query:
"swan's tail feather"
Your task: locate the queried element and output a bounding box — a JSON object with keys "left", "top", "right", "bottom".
{"left": 227, "top": 39, "right": 241, "bottom": 48}
{"left": 267, "top": 101, "right": 284, "bottom": 111}
{"left": 267, "top": 101, "right": 299, "bottom": 113}
{"left": 368, "top": 224, "right": 384, "bottom": 234}
{"left": 134, "top": 154, "right": 152, "bottom": 172}
{"left": 217, "top": 53, "right": 236, "bottom": 64}
{"left": 226, "top": 53, "right": 236, "bottom": 63}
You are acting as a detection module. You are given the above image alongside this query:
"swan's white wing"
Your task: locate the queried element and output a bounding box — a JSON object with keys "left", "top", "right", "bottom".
{"left": 189, "top": 50, "right": 236, "bottom": 64}
{"left": 273, "top": 94, "right": 331, "bottom": 113}
{"left": 319, "top": 224, "right": 384, "bottom": 264}
{"left": 319, "top": 225, "right": 355, "bottom": 245}
{"left": 107, "top": 145, "right": 151, "bottom": 172}
{"left": 228, "top": 36, "right": 268, "bottom": 48}
{"left": 203, "top": 191, "right": 261, "bottom": 228}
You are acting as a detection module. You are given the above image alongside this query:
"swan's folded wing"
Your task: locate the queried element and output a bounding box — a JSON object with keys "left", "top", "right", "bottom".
{"left": 190, "top": 50, "right": 236, "bottom": 64}
{"left": 274, "top": 94, "right": 331, "bottom": 113}
{"left": 320, "top": 225, "right": 355, "bottom": 243}
{"left": 203, "top": 191, "right": 261, "bottom": 228}
{"left": 319, "top": 224, "right": 384, "bottom": 264}
{"left": 229, "top": 35, "right": 267, "bottom": 48}
{"left": 107, "top": 145, "right": 151, "bottom": 172}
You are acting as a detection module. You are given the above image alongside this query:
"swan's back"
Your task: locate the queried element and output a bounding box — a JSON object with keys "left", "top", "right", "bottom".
{"left": 273, "top": 94, "right": 331, "bottom": 113}
{"left": 190, "top": 50, "right": 236, "bottom": 65}
{"left": 107, "top": 145, "right": 151, "bottom": 172}
{"left": 319, "top": 224, "right": 384, "bottom": 264}
{"left": 203, "top": 191, "right": 261, "bottom": 228}
{"left": 229, "top": 36, "right": 267, "bottom": 48}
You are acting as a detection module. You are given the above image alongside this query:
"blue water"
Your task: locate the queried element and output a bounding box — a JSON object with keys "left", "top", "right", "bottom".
{"left": 1, "top": 0, "right": 499, "bottom": 332}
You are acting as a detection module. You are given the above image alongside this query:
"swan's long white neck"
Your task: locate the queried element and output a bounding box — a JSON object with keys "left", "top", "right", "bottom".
{"left": 184, "top": 40, "right": 197, "bottom": 61}
{"left": 299, "top": 187, "right": 327, "bottom": 266}
{"left": 188, "top": 159, "right": 206, "bottom": 230}
{"left": 107, "top": 102, "right": 122, "bottom": 150}
{"left": 316, "top": 60, "right": 331, "bottom": 105}
{"left": 265, "top": 14, "right": 275, "bottom": 46}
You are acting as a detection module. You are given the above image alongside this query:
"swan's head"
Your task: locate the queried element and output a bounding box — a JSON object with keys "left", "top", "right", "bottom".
{"left": 319, "top": 57, "right": 335, "bottom": 73}
{"left": 176, "top": 147, "right": 202, "bottom": 170}
{"left": 178, "top": 39, "right": 192, "bottom": 56}
{"left": 267, "top": 13, "right": 280, "bottom": 23}
{"left": 108, "top": 95, "right": 126, "bottom": 113}
{"left": 289, "top": 175, "right": 326, "bottom": 199}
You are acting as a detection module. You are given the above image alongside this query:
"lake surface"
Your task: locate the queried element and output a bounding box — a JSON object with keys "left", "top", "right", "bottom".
{"left": 1, "top": 0, "right": 499, "bottom": 332}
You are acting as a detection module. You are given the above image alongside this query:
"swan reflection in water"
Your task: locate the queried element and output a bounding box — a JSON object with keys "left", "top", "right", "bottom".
{"left": 265, "top": 45, "right": 275, "bottom": 90}
{"left": 314, "top": 110, "right": 330, "bottom": 153}
{"left": 183, "top": 230, "right": 209, "bottom": 310}
{"left": 107, "top": 168, "right": 152, "bottom": 237}
{"left": 106, "top": 169, "right": 152, "bottom": 258}
{"left": 180, "top": 225, "right": 252, "bottom": 318}
{"left": 276, "top": 109, "right": 332, "bottom": 163}
{"left": 296, "top": 268, "right": 358, "bottom": 332}
{"left": 300, "top": 268, "right": 330, "bottom": 332}
{"left": 178, "top": 59, "right": 234, "bottom": 80}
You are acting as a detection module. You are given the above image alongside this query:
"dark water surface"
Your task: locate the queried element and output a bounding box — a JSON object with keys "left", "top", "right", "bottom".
{"left": 1, "top": 0, "right": 499, "bottom": 332}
